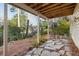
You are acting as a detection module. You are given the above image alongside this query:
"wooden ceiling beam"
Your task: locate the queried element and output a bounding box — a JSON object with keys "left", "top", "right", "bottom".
{"left": 46, "top": 9, "right": 73, "bottom": 18}
{"left": 41, "top": 3, "right": 73, "bottom": 13}
{"left": 25, "top": 3, "right": 33, "bottom": 6}
{"left": 45, "top": 9, "right": 74, "bottom": 16}
{"left": 29, "top": 4, "right": 38, "bottom": 8}
{"left": 34, "top": 3, "right": 49, "bottom": 10}
{"left": 48, "top": 11, "right": 73, "bottom": 18}
{"left": 49, "top": 13, "right": 73, "bottom": 18}
{"left": 43, "top": 5, "right": 75, "bottom": 15}
{"left": 46, "top": 8, "right": 73, "bottom": 16}
{"left": 10, "top": 3, "right": 76, "bottom": 19}
{"left": 39, "top": 3, "right": 61, "bottom": 12}
{"left": 26, "top": 3, "right": 41, "bottom": 8}
{"left": 33, "top": 4, "right": 43, "bottom": 9}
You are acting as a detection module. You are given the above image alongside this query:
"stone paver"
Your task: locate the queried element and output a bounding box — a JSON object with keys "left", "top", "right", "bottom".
{"left": 41, "top": 50, "right": 51, "bottom": 56}
{"left": 55, "top": 44, "right": 64, "bottom": 50}
{"left": 64, "top": 46, "right": 71, "bottom": 52}
{"left": 33, "top": 48, "right": 43, "bottom": 55}
{"left": 26, "top": 38, "right": 72, "bottom": 56}
{"left": 26, "top": 48, "right": 36, "bottom": 56}
{"left": 44, "top": 45, "right": 56, "bottom": 50}
{"left": 58, "top": 50, "right": 65, "bottom": 55}
{"left": 66, "top": 52, "right": 72, "bottom": 56}
{"left": 51, "top": 51, "right": 60, "bottom": 56}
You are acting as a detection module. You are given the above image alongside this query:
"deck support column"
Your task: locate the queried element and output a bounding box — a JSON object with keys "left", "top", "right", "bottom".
{"left": 37, "top": 16, "right": 40, "bottom": 44}
{"left": 47, "top": 19, "right": 50, "bottom": 39}
{"left": 17, "top": 8, "right": 20, "bottom": 27}
{"left": 3, "top": 3, "right": 8, "bottom": 56}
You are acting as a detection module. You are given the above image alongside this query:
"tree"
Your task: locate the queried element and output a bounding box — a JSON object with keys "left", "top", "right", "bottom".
{"left": 25, "top": 19, "right": 29, "bottom": 37}
{"left": 10, "top": 6, "right": 20, "bottom": 27}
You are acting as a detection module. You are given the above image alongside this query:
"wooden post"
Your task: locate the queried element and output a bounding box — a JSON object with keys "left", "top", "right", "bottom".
{"left": 47, "top": 19, "right": 50, "bottom": 39}
{"left": 37, "top": 16, "right": 40, "bottom": 44}
{"left": 3, "top": 3, "right": 8, "bottom": 56}
{"left": 17, "top": 8, "right": 20, "bottom": 27}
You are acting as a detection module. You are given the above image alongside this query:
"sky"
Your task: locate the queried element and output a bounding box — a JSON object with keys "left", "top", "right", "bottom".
{"left": 0, "top": 3, "right": 38, "bottom": 26}
{"left": 0, "top": 3, "right": 4, "bottom": 18}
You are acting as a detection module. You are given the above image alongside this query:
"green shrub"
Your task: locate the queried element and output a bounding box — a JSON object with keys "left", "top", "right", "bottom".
{"left": 0, "top": 32, "right": 3, "bottom": 46}
{"left": 32, "top": 38, "right": 47, "bottom": 48}
{"left": 8, "top": 26, "right": 26, "bottom": 41}
{"left": 52, "top": 19, "right": 69, "bottom": 36}
{"left": 39, "top": 38, "right": 47, "bottom": 45}
{"left": 32, "top": 39, "right": 39, "bottom": 48}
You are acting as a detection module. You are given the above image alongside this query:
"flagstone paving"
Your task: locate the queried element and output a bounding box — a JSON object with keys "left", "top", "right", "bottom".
{"left": 26, "top": 39, "right": 72, "bottom": 56}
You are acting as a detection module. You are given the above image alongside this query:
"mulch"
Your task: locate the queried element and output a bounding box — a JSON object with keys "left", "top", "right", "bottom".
{"left": 0, "top": 38, "right": 33, "bottom": 56}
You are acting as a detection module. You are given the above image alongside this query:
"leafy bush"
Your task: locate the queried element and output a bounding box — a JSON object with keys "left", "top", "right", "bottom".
{"left": 39, "top": 38, "right": 47, "bottom": 45}
{"left": 32, "top": 39, "right": 38, "bottom": 48}
{"left": 8, "top": 26, "right": 26, "bottom": 41}
{"left": 0, "top": 32, "right": 3, "bottom": 46}
{"left": 52, "top": 19, "right": 69, "bottom": 36}
{"left": 0, "top": 26, "right": 3, "bottom": 46}
{"left": 32, "top": 38, "right": 47, "bottom": 48}
{"left": 40, "top": 21, "right": 48, "bottom": 35}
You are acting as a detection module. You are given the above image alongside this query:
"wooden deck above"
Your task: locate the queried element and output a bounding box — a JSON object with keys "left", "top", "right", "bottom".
{"left": 10, "top": 3, "right": 77, "bottom": 19}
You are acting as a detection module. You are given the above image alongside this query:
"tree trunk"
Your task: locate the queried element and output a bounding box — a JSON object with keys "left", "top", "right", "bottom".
{"left": 26, "top": 19, "right": 29, "bottom": 37}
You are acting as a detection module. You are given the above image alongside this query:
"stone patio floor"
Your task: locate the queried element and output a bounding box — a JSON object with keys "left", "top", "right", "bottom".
{"left": 25, "top": 38, "right": 79, "bottom": 56}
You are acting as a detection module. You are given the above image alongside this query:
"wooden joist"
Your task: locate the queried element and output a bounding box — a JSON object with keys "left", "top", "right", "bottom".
{"left": 39, "top": 3, "right": 61, "bottom": 12}
{"left": 41, "top": 3, "right": 73, "bottom": 13}
{"left": 47, "top": 9, "right": 74, "bottom": 18}
{"left": 43, "top": 5, "right": 75, "bottom": 15}
{"left": 47, "top": 9, "right": 73, "bottom": 16}
{"left": 34, "top": 3, "right": 49, "bottom": 10}
{"left": 28, "top": 4, "right": 38, "bottom": 8}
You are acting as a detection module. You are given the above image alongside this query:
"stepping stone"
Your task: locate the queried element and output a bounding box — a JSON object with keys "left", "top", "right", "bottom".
{"left": 44, "top": 46, "right": 56, "bottom": 50}
{"left": 51, "top": 51, "right": 60, "bottom": 56}
{"left": 55, "top": 44, "right": 64, "bottom": 50}
{"left": 33, "top": 48, "right": 43, "bottom": 55}
{"left": 61, "top": 39, "right": 69, "bottom": 44}
{"left": 54, "top": 40, "right": 61, "bottom": 43}
{"left": 44, "top": 42, "right": 64, "bottom": 50}
{"left": 64, "top": 46, "right": 71, "bottom": 52}
{"left": 32, "top": 54, "right": 39, "bottom": 56}
{"left": 58, "top": 50, "right": 65, "bottom": 55}
{"left": 41, "top": 50, "right": 51, "bottom": 56}
{"left": 66, "top": 52, "right": 72, "bottom": 56}
{"left": 26, "top": 48, "right": 36, "bottom": 56}
{"left": 45, "top": 42, "right": 55, "bottom": 47}
{"left": 55, "top": 41, "right": 63, "bottom": 45}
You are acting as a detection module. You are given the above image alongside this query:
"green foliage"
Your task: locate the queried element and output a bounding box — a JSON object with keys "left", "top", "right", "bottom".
{"left": 39, "top": 38, "right": 47, "bottom": 45}
{"left": 52, "top": 19, "right": 70, "bottom": 35}
{"left": 0, "top": 32, "right": 3, "bottom": 46}
{"left": 8, "top": 26, "right": 25, "bottom": 41}
{"left": 0, "top": 26, "right": 3, "bottom": 46}
{"left": 40, "top": 21, "right": 48, "bottom": 35}
{"left": 8, "top": 10, "right": 28, "bottom": 41}
{"left": 0, "top": 7, "right": 29, "bottom": 46}
{"left": 32, "top": 39, "right": 38, "bottom": 48}
{"left": 9, "top": 18, "right": 17, "bottom": 27}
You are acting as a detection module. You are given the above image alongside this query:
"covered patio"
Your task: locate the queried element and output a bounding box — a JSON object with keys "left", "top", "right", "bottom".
{"left": 2, "top": 3, "right": 79, "bottom": 56}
